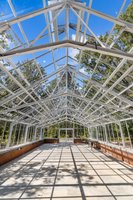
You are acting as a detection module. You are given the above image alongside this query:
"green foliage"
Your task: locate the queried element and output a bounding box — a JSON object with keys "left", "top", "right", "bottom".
{"left": 75, "top": 3, "right": 133, "bottom": 137}
{"left": 114, "top": 1, "right": 133, "bottom": 51}
{"left": 18, "top": 60, "right": 46, "bottom": 83}
{"left": 76, "top": 2, "right": 133, "bottom": 86}
{"left": 0, "top": 31, "right": 13, "bottom": 49}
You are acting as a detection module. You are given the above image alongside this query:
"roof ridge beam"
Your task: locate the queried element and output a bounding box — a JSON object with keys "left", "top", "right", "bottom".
{"left": 1, "top": 40, "right": 133, "bottom": 61}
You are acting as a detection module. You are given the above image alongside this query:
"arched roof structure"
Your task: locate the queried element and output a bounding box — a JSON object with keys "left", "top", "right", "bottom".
{"left": 0, "top": 0, "right": 132, "bottom": 133}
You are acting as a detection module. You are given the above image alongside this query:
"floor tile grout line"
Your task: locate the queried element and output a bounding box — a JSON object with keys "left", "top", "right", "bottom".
{"left": 1, "top": 143, "right": 133, "bottom": 199}
{"left": 76, "top": 144, "right": 118, "bottom": 200}
{"left": 89, "top": 145, "right": 133, "bottom": 184}
{"left": 49, "top": 143, "right": 64, "bottom": 200}
{"left": 0, "top": 144, "right": 46, "bottom": 186}
{"left": 70, "top": 144, "right": 87, "bottom": 200}
{"left": 18, "top": 144, "right": 57, "bottom": 199}
{"left": 99, "top": 148, "right": 133, "bottom": 171}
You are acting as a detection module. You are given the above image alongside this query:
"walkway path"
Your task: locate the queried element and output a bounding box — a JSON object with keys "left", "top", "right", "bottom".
{"left": 0, "top": 143, "right": 133, "bottom": 199}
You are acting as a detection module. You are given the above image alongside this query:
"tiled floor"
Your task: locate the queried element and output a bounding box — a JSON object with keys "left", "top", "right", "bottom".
{"left": 0, "top": 143, "right": 133, "bottom": 199}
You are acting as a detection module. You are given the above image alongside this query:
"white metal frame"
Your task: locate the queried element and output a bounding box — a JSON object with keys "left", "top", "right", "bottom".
{"left": 58, "top": 128, "right": 74, "bottom": 142}
{"left": 0, "top": 0, "right": 133, "bottom": 147}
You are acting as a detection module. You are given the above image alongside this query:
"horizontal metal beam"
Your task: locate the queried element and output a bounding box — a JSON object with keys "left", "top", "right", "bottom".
{"left": 70, "top": 1, "right": 133, "bottom": 33}
{"left": 0, "top": 2, "right": 64, "bottom": 32}
{"left": 1, "top": 40, "right": 133, "bottom": 61}
{"left": 69, "top": 67, "right": 133, "bottom": 107}
{"left": 0, "top": 66, "right": 66, "bottom": 107}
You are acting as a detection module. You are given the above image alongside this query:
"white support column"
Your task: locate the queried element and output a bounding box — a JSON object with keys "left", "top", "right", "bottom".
{"left": 106, "top": 124, "right": 111, "bottom": 142}
{"left": 125, "top": 121, "right": 132, "bottom": 148}
{"left": 21, "top": 125, "right": 25, "bottom": 143}
{"left": 111, "top": 123, "right": 115, "bottom": 142}
{"left": 17, "top": 124, "right": 22, "bottom": 145}
{"left": 66, "top": 128, "right": 67, "bottom": 142}
{"left": 119, "top": 122, "right": 125, "bottom": 148}
{"left": 88, "top": 127, "right": 90, "bottom": 139}
{"left": 88, "top": 127, "right": 92, "bottom": 139}
{"left": 96, "top": 127, "right": 98, "bottom": 141}
{"left": 6, "top": 123, "right": 14, "bottom": 148}
{"left": 104, "top": 125, "right": 108, "bottom": 143}
{"left": 42, "top": 128, "right": 44, "bottom": 139}
{"left": 73, "top": 122, "right": 75, "bottom": 138}
{"left": 24, "top": 125, "right": 29, "bottom": 143}
{"left": 58, "top": 129, "right": 60, "bottom": 139}
{"left": 12, "top": 124, "right": 17, "bottom": 146}
{"left": 39, "top": 128, "right": 42, "bottom": 140}
{"left": 34, "top": 126, "right": 37, "bottom": 141}
{"left": 115, "top": 123, "right": 120, "bottom": 146}
{"left": 73, "top": 128, "right": 74, "bottom": 139}
{"left": 0, "top": 121, "right": 7, "bottom": 147}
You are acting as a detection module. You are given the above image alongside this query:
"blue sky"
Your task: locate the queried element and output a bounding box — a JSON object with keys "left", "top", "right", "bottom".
{"left": 0, "top": 0, "right": 131, "bottom": 35}
{"left": 0, "top": 0, "right": 132, "bottom": 75}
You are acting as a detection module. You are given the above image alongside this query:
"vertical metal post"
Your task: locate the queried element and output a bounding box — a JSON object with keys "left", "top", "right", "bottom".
{"left": 95, "top": 127, "right": 98, "bottom": 140}
{"left": 90, "top": 128, "right": 93, "bottom": 139}
{"left": 12, "top": 124, "right": 17, "bottom": 146}
{"left": 17, "top": 124, "right": 21, "bottom": 144}
{"left": 83, "top": 126, "right": 85, "bottom": 137}
{"left": 20, "top": 124, "right": 25, "bottom": 144}
{"left": 34, "top": 126, "right": 37, "bottom": 141}
{"left": 125, "top": 121, "right": 132, "bottom": 148}
{"left": 0, "top": 121, "right": 7, "bottom": 147}
{"left": 106, "top": 124, "right": 111, "bottom": 142}
{"left": 88, "top": 127, "right": 90, "bottom": 139}
{"left": 115, "top": 123, "right": 120, "bottom": 146}
{"left": 24, "top": 125, "right": 29, "bottom": 143}
{"left": 6, "top": 123, "right": 14, "bottom": 148}
{"left": 59, "top": 129, "right": 60, "bottom": 141}
{"left": 111, "top": 123, "right": 115, "bottom": 142}
{"left": 104, "top": 125, "right": 108, "bottom": 143}
{"left": 119, "top": 122, "right": 125, "bottom": 148}
{"left": 73, "top": 122, "right": 75, "bottom": 138}
{"left": 42, "top": 128, "right": 44, "bottom": 139}
{"left": 39, "top": 128, "right": 42, "bottom": 140}
{"left": 66, "top": 128, "right": 67, "bottom": 142}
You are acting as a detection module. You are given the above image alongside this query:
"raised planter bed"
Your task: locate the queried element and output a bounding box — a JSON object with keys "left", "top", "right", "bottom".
{"left": 44, "top": 138, "right": 59, "bottom": 144}
{"left": 99, "top": 143, "right": 133, "bottom": 165}
{"left": 74, "top": 138, "right": 88, "bottom": 144}
{"left": 0, "top": 140, "right": 44, "bottom": 166}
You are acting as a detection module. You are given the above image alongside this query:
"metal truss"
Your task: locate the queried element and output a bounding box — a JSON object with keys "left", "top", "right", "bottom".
{"left": 0, "top": 0, "right": 132, "bottom": 131}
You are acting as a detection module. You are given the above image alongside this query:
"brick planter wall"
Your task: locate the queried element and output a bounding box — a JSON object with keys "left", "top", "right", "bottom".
{"left": 0, "top": 140, "right": 44, "bottom": 166}
{"left": 74, "top": 138, "right": 88, "bottom": 144}
{"left": 99, "top": 143, "right": 133, "bottom": 165}
{"left": 44, "top": 138, "right": 59, "bottom": 144}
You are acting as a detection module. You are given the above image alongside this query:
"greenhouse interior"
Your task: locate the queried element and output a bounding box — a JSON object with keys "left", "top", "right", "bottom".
{"left": 0, "top": 0, "right": 133, "bottom": 199}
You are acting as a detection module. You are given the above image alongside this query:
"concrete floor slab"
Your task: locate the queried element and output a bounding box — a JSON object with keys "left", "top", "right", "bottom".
{"left": 108, "top": 185, "right": 133, "bottom": 195}
{"left": 57, "top": 168, "right": 76, "bottom": 175}
{"left": 0, "top": 143, "right": 133, "bottom": 200}
{"left": 1, "top": 176, "right": 33, "bottom": 186}
{"left": 21, "top": 186, "right": 53, "bottom": 198}
{"left": 30, "top": 177, "right": 55, "bottom": 185}
{"left": 0, "top": 187, "right": 24, "bottom": 198}
{"left": 100, "top": 175, "right": 126, "bottom": 184}
{"left": 56, "top": 175, "right": 78, "bottom": 184}
{"left": 116, "top": 197, "right": 133, "bottom": 200}
{"left": 120, "top": 169, "right": 133, "bottom": 175}
{"left": 91, "top": 164, "right": 110, "bottom": 169}
{"left": 53, "top": 186, "right": 81, "bottom": 197}
{"left": 96, "top": 169, "right": 117, "bottom": 175}
{"left": 120, "top": 174, "right": 133, "bottom": 183}
{"left": 83, "top": 185, "right": 111, "bottom": 196}
{"left": 78, "top": 169, "right": 97, "bottom": 176}
{"left": 86, "top": 197, "right": 115, "bottom": 200}
{"left": 81, "top": 175, "right": 102, "bottom": 184}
